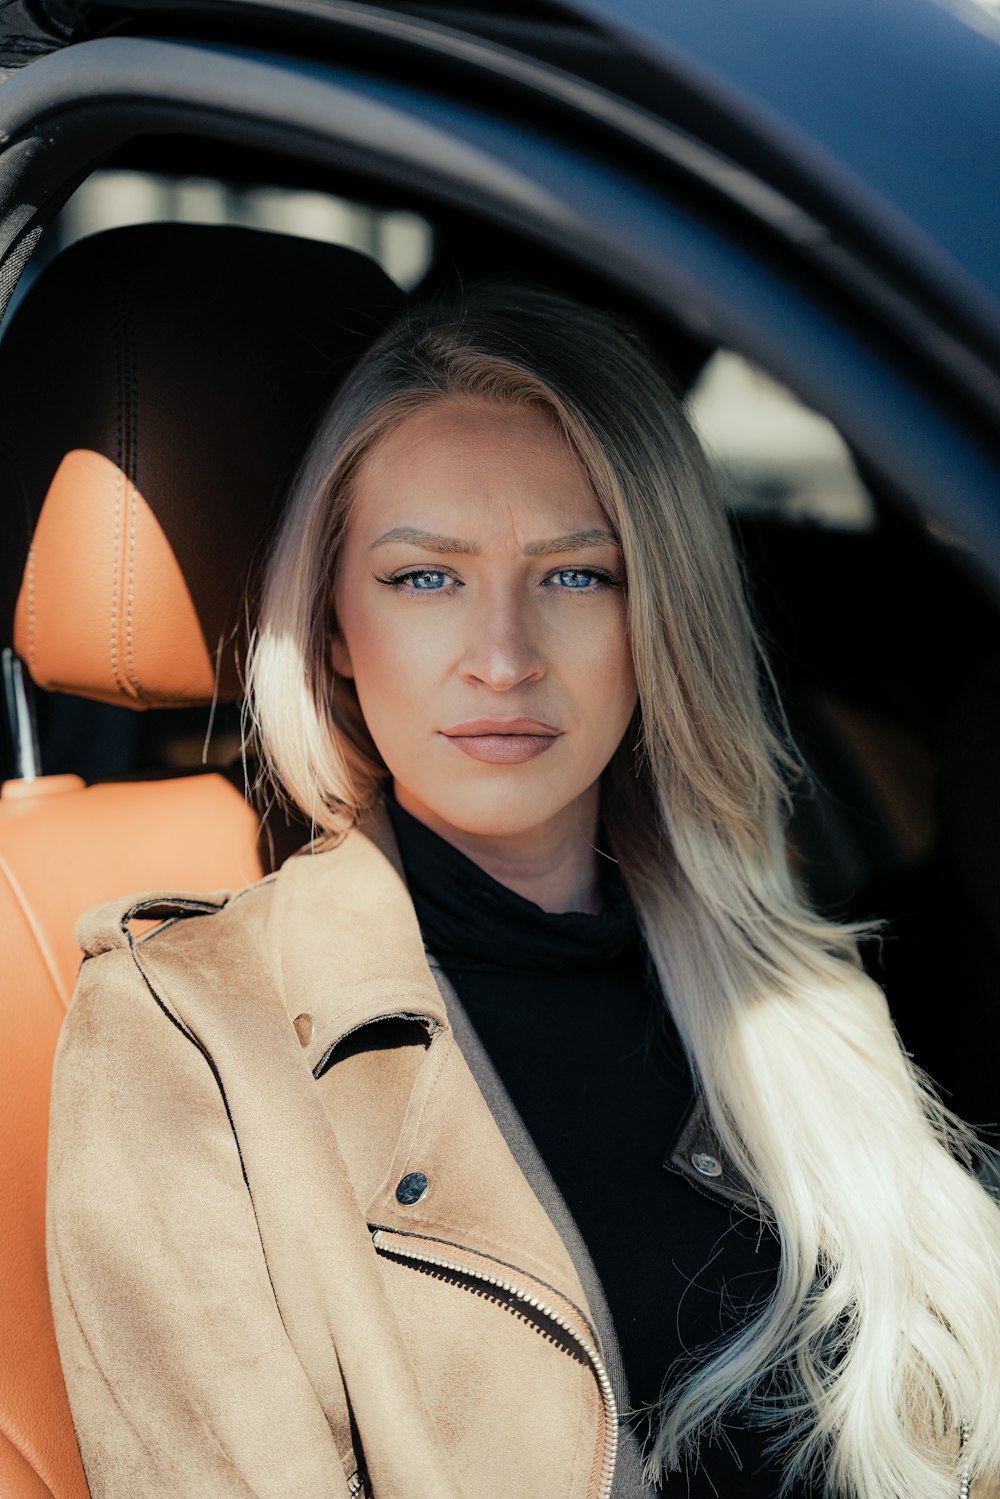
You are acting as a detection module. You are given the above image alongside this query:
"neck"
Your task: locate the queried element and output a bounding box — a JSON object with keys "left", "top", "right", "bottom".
{"left": 391, "top": 782, "right": 603, "bottom": 915}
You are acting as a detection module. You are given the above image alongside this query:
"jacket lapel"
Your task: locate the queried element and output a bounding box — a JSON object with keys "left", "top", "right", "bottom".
{"left": 124, "top": 804, "right": 761, "bottom": 1499}
{"left": 131, "top": 863, "right": 464, "bottom": 1499}
{"left": 265, "top": 807, "right": 596, "bottom": 1312}
{"left": 265, "top": 806, "right": 761, "bottom": 1276}
{"left": 263, "top": 810, "right": 450, "bottom": 1069}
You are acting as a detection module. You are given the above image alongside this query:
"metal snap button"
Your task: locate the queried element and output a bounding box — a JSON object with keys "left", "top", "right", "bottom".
{"left": 691, "top": 1151, "right": 723, "bottom": 1178}
{"left": 293, "top": 1013, "right": 314, "bottom": 1046}
{"left": 396, "top": 1171, "right": 429, "bottom": 1205}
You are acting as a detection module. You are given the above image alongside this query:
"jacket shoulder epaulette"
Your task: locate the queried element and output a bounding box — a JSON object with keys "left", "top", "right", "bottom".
{"left": 75, "top": 889, "right": 233, "bottom": 960}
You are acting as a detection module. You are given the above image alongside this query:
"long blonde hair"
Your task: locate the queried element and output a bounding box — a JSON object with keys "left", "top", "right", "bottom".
{"left": 246, "top": 282, "right": 1000, "bottom": 1498}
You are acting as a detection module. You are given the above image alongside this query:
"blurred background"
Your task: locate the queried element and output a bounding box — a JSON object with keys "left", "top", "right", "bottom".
{"left": 12, "top": 166, "right": 876, "bottom": 781}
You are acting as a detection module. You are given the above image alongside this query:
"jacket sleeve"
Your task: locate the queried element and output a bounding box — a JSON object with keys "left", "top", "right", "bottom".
{"left": 46, "top": 941, "right": 354, "bottom": 1499}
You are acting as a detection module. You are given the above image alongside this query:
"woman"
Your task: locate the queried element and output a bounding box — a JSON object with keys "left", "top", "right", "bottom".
{"left": 47, "top": 283, "right": 1000, "bottom": 1499}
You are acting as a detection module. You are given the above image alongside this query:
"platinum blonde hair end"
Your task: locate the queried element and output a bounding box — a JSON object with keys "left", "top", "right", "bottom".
{"left": 246, "top": 283, "right": 1000, "bottom": 1498}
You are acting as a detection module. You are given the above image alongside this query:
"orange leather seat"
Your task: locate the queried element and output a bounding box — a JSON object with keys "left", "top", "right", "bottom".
{"left": 1, "top": 772, "right": 262, "bottom": 1499}
{"left": 0, "top": 224, "right": 402, "bottom": 1498}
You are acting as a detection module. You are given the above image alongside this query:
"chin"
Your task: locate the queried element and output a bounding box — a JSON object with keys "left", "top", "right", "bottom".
{"left": 398, "top": 774, "right": 590, "bottom": 842}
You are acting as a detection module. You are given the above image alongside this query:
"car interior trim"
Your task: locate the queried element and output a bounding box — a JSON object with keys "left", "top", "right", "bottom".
{"left": 0, "top": 36, "right": 998, "bottom": 593}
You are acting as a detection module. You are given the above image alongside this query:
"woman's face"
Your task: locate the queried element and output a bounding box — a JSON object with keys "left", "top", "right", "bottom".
{"left": 331, "top": 397, "right": 638, "bottom": 845}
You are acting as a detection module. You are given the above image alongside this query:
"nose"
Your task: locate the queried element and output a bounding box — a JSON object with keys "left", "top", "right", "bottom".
{"left": 458, "top": 589, "right": 544, "bottom": 692}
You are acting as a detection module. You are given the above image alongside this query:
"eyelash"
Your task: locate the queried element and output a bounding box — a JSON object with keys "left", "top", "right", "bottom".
{"left": 372, "top": 566, "right": 623, "bottom": 596}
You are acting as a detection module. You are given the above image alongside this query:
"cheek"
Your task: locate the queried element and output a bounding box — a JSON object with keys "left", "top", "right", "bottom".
{"left": 347, "top": 621, "right": 416, "bottom": 705}
{"left": 599, "top": 651, "right": 639, "bottom": 747}
{"left": 586, "top": 614, "right": 638, "bottom": 758}
{"left": 336, "top": 605, "right": 450, "bottom": 759}
{"left": 563, "top": 602, "right": 636, "bottom": 703}
{"left": 334, "top": 558, "right": 432, "bottom": 696}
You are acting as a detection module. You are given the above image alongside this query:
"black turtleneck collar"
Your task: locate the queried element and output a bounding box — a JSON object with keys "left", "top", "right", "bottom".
{"left": 385, "top": 791, "right": 639, "bottom": 974}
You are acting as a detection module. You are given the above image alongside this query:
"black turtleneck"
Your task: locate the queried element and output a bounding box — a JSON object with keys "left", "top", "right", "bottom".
{"left": 386, "top": 794, "right": 813, "bottom": 1498}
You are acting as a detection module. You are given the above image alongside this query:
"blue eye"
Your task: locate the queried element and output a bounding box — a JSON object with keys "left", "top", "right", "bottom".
{"left": 375, "top": 568, "right": 455, "bottom": 592}
{"left": 553, "top": 568, "right": 601, "bottom": 589}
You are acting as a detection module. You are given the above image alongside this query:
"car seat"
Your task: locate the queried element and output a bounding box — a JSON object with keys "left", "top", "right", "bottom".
{"left": 0, "top": 222, "right": 403, "bottom": 1499}
{"left": 857, "top": 649, "right": 1000, "bottom": 1146}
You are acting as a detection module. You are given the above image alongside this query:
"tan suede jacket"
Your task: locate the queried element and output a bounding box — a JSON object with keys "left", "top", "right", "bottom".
{"left": 46, "top": 811, "right": 989, "bottom": 1499}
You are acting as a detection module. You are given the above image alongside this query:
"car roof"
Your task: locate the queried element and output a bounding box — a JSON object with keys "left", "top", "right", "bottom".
{"left": 3, "top": 0, "right": 998, "bottom": 323}
{"left": 567, "top": 0, "right": 1000, "bottom": 319}
{"left": 0, "top": 0, "right": 997, "bottom": 591}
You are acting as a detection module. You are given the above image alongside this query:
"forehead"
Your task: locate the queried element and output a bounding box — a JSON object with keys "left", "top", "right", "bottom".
{"left": 348, "top": 397, "right": 606, "bottom": 540}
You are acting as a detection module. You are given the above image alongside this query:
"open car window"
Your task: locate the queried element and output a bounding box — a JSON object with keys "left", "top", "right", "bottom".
{"left": 10, "top": 167, "right": 435, "bottom": 315}
{"left": 688, "top": 350, "right": 876, "bottom": 531}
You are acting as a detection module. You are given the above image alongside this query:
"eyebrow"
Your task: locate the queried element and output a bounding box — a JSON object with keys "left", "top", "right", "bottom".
{"left": 524, "top": 529, "right": 620, "bottom": 557}
{"left": 369, "top": 526, "right": 619, "bottom": 556}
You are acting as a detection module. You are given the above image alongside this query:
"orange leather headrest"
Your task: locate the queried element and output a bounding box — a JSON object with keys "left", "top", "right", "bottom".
{"left": 0, "top": 224, "right": 403, "bottom": 707}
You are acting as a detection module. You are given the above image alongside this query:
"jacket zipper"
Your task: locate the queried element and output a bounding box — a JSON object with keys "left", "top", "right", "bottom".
{"left": 371, "top": 1230, "right": 975, "bottom": 1499}
{"left": 958, "top": 1422, "right": 970, "bottom": 1499}
{"left": 372, "top": 1228, "right": 618, "bottom": 1499}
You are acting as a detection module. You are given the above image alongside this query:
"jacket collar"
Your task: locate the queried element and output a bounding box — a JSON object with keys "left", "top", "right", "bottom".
{"left": 253, "top": 803, "right": 598, "bottom": 1311}
{"left": 262, "top": 801, "right": 762, "bottom": 1223}
{"left": 263, "top": 803, "right": 450, "bottom": 1075}
{"left": 664, "top": 1094, "right": 768, "bottom": 1220}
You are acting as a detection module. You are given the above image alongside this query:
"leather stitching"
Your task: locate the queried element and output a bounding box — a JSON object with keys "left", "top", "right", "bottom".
{"left": 111, "top": 283, "right": 144, "bottom": 702}
{"left": 26, "top": 537, "right": 36, "bottom": 672}
{"left": 0, "top": 848, "right": 70, "bottom": 1010}
{"left": 122, "top": 284, "right": 144, "bottom": 701}
{"left": 110, "top": 291, "right": 125, "bottom": 697}
{"left": 0, "top": 439, "right": 35, "bottom": 668}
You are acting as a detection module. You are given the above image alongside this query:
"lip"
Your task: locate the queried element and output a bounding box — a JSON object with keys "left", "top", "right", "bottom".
{"left": 441, "top": 718, "right": 562, "bottom": 766}
{"left": 442, "top": 717, "right": 560, "bottom": 737}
